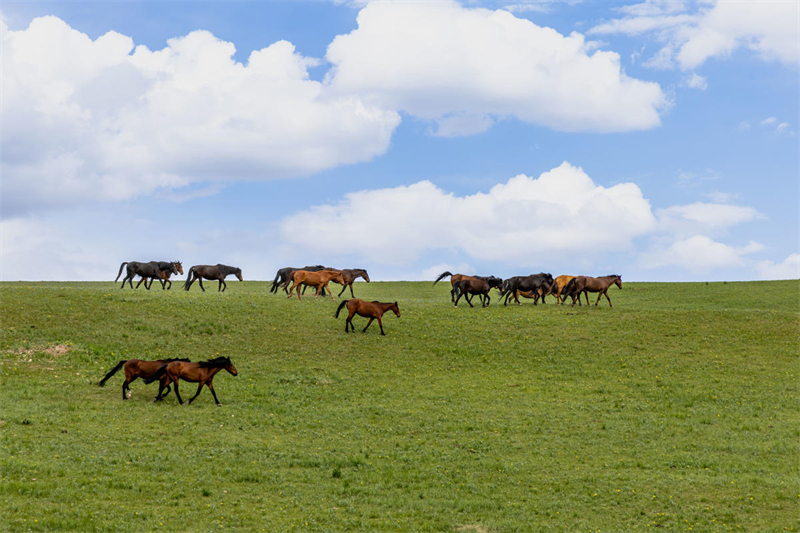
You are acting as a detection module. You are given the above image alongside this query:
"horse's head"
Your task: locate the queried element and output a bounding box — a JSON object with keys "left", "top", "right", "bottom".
{"left": 224, "top": 357, "right": 238, "bottom": 376}
{"left": 167, "top": 262, "right": 180, "bottom": 275}
{"left": 235, "top": 268, "right": 243, "bottom": 282}
{"left": 174, "top": 261, "right": 184, "bottom": 275}
{"left": 391, "top": 302, "right": 400, "bottom": 317}
{"left": 488, "top": 276, "right": 504, "bottom": 290}
{"left": 360, "top": 269, "right": 370, "bottom": 283}
{"left": 614, "top": 275, "right": 622, "bottom": 289}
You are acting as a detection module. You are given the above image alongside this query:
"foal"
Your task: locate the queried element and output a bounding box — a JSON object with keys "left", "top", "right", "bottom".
{"left": 335, "top": 299, "right": 400, "bottom": 336}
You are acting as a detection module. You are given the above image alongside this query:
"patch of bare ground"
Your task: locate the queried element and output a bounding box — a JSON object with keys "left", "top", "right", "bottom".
{"left": 6, "top": 343, "right": 71, "bottom": 360}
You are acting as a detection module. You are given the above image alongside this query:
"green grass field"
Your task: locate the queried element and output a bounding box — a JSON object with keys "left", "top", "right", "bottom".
{"left": 1, "top": 280, "right": 798, "bottom": 532}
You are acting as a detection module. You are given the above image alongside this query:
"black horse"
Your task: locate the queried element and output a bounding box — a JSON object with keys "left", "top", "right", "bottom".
{"left": 501, "top": 273, "right": 555, "bottom": 306}
{"left": 115, "top": 261, "right": 180, "bottom": 290}
{"left": 453, "top": 276, "right": 504, "bottom": 307}
{"left": 184, "top": 264, "right": 243, "bottom": 292}
{"left": 135, "top": 261, "right": 184, "bottom": 290}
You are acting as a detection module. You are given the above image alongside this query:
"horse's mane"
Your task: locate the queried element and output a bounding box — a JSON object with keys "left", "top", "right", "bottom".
{"left": 198, "top": 356, "right": 231, "bottom": 368}
{"left": 162, "top": 358, "right": 191, "bottom": 363}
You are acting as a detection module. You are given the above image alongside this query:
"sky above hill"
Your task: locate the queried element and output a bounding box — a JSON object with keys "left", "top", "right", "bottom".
{"left": 1, "top": 0, "right": 798, "bottom": 282}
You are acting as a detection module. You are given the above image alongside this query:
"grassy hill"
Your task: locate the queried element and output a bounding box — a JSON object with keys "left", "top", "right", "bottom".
{"left": 1, "top": 280, "right": 798, "bottom": 532}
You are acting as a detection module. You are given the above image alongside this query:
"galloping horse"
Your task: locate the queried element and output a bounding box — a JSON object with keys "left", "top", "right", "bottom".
{"left": 146, "top": 356, "right": 238, "bottom": 405}
{"left": 135, "top": 261, "right": 184, "bottom": 290}
{"left": 116, "top": 261, "right": 179, "bottom": 289}
{"left": 287, "top": 270, "right": 344, "bottom": 300}
{"left": 453, "top": 277, "right": 504, "bottom": 307}
{"left": 336, "top": 269, "right": 370, "bottom": 298}
{"left": 99, "top": 357, "right": 190, "bottom": 400}
{"left": 564, "top": 275, "right": 622, "bottom": 307}
{"left": 501, "top": 273, "right": 554, "bottom": 306}
{"left": 270, "top": 265, "right": 328, "bottom": 294}
{"left": 434, "top": 271, "right": 500, "bottom": 304}
{"left": 184, "top": 264, "right": 243, "bottom": 292}
{"left": 335, "top": 299, "right": 400, "bottom": 336}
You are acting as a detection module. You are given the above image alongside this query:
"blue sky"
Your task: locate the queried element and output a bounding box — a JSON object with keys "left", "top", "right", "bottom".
{"left": 1, "top": 0, "right": 798, "bottom": 282}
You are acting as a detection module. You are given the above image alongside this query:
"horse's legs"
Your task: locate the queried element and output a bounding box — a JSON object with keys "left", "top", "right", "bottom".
{"left": 583, "top": 290, "right": 590, "bottom": 306}
{"left": 136, "top": 277, "right": 145, "bottom": 289}
{"left": 327, "top": 283, "right": 335, "bottom": 301}
{"left": 601, "top": 290, "right": 613, "bottom": 307}
{"left": 377, "top": 316, "right": 385, "bottom": 336}
{"left": 122, "top": 379, "right": 130, "bottom": 400}
{"left": 188, "top": 382, "right": 205, "bottom": 404}
{"left": 454, "top": 291, "right": 462, "bottom": 307}
{"left": 197, "top": 277, "right": 205, "bottom": 292}
{"left": 173, "top": 381, "right": 184, "bottom": 404}
{"left": 337, "top": 284, "right": 347, "bottom": 297}
{"left": 484, "top": 293, "right": 491, "bottom": 307}
{"left": 207, "top": 382, "right": 221, "bottom": 405}
{"left": 349, "top": 284, "right": 355, "bottom": 298}
{"left": 362, "top": 318, "right": 374, "bottom": 333}
{"left": 465, "top": 293, "right": 475, "bottom": 308}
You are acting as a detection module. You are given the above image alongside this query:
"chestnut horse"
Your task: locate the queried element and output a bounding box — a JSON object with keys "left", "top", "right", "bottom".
{"left": 287, "top": 269, "right": 344, "bottom": 300}
{"left": 184, "top": 264, "right": 243, "bottom": 292}
{"left": 336, "top": 269, "right": 371, "bottom": 298}
{"left": 147, "top": 356, "right": 238, "bottom": 405}
{"left": 136, "top": 261, "right": 184, "bottom": 290}
{"left": 564, "top": 275, "right": 622, "bottom": 307}
{"left": 98, "top": 357, "right": 190, "bottom": 400}
{"left": 270, "top": 265, "right": 330, "bottom": 294}
{"left": 453, "top": 277, "right": 504, "bottom": 307}
{"left": 335, "top": 299, "right": 400, "bottom": 335}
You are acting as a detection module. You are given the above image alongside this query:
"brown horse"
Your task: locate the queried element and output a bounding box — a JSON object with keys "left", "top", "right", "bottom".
{"left": 453, "top": 277, "right": 504, "bottom": 307}
{"left": 136, "top": 261, "right": 184, "bottom": 290}
{"left": 335, "top": 299, "right": 400, "bottom": 335}
{"left": 554, "top": 275, "right": 577, "bottom": 304}
{"left": 184, "top": 264, "right": 243, "bottom": 292}
{"left": 336, "top": 269, "right": 370, "bottom": 298}
{"left": 434, "top": 271, "right": 501, "bottom": 304}
{"left": 287, "top": 269, "right": 344, "bottom": 300}
{"left": 565, "top": 275, "right": 622, "bottom": 307}
{"left": 147, "top": 356, "right": 238, "bottom": 405}
{"left": 98, "top": 357, "right": 190, "bottom": 400}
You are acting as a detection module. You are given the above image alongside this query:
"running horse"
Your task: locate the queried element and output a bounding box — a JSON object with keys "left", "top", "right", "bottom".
{"left": 563, "top": 275, "right": 622, "bottom": 307}
{"left": 115, "top": 261, "right": 180, "bottom": 289}
{"left": 336, "top": 269, "right": 370, "bottom": 298}
{"left": 287, "top": 269, "right": 344, "bottom": 300}
{"left": 184, "top": 264, "right": 243, "bottom": 292}
{"left": 98, "top": 357, "right": 190, "bottom": 400}
{"left": 135, "top": 261, "right": 184, "bottom": 290}
{"left": 335, "top": 299, "right": 400, "bottom": 336}
{"left": 146, "top": 356, "right": 238, "bottom": 405}
{"left": 453, "top": 277, "right": 504, "bottom": 307}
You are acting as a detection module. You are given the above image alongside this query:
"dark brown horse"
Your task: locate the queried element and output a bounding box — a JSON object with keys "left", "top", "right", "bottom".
{"left": 287, "top": 269, "right": 344, "bottom": 300}
{"left": 434, "top": 271, "right": 499, "bottom": 304}
{"left": 98, "top": 357, "right": 190, "bottom": 400}
{"left": 335, "top": 299, "right": 400, "bottom": 335}
{"left": 453, "top": 277, "right": 504, "bottom": 307}
{"left": 336, "top": 269, "right": 370, "bottom": 298}
{"left": 135, "top": 261, "right": 184, "bottom": 290}
{"left": 116, "top": 261, "right": 180, "bottom": 289}
{"left": 184, "top": 264, "right": 243, "bottom": 292}
{"left": 147, "top": 356, "right": 238, "bottom": 405}
{"left": 564, "top": 275, "right": 622, "bottom": 307}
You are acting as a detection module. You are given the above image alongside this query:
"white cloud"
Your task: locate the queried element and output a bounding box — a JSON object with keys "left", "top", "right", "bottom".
{"left": 684, "top": 72, "right": 707, "bottom": 90}
{"left": 656, "top": 202, "right": 763, "bottom": 232}
{"left": 325, "top": 0, "right": 667, "bottom": 134}
{"left": 642, "top": 235, "right": 763, "bottom": 272}
{"left": 756, "top": 254, "right": 800, "bottom": 280}
{"left": 590, "top": 0, "right": 800, "bottom": 71}
{"left": 279, "top": 161, "right": 656, "bottom": 265}
{"left": 1, "top": 16, "right": 400, "bottom": 216}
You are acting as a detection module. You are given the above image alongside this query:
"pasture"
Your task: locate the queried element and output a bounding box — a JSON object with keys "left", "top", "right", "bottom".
{"left": 1, "top": 280, "right": 798, "bottom": 532}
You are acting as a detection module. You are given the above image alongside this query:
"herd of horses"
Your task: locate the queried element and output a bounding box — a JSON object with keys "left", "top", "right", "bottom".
{"left": 104, "top": 260, "right": 620, "bottom": 404}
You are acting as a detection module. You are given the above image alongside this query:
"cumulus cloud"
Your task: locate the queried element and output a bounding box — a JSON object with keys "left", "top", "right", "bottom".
{"left": 1, "top": 16, "right": 400, "bottom": 216}
{"left": 756, "top": 254, "right": 800, "bottom": 280}
{"left": 642, "top": 235, "right": 763, "bottom": 272}
{"left": 279, "top": 161, "right": 656, "bottom": 265}
{"left": 325, "top": 0, "right": 667, "bottom": 135}
{"left": 590, "top": 0, "right": 799, "bottom": 71}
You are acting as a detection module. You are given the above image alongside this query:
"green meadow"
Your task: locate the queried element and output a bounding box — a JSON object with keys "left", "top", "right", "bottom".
{"left": 1, "top": 280, "right": 798, "bottom": 532}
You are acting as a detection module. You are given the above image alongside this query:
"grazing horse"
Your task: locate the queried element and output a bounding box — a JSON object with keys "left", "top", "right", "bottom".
{"left": 453, "top": 277, "right": 504, "bottom": 307}
{"left": 553, "top": 275, "right": 578, "bottom": 305}
{"left": 184, "top": 264, "right": 243, "bottom": 292}
{"left": 434, "top": 271, "right": 499, "bottom": 304}
{"left": 335, "top": 299, "right": 400, "bottom": 336}
{"left": 501, "top": 273, "right": 555, "bottom": 306}
{"left": 135, "top": 261, "right": 184, "bottom": 290}
{"left": 564, "top": 275, "right": 622, "bottom": 307}
{"left": 270, "top": 265, "right": 328, "bottom": 294}
{"left": 116, "top": 261, "right": 179, "bottom": 289}
{"left": 147, "top": 356, "right": 238, "bottom": 405}
{"left": 336, "top": 269, "right": 370, "bottom": 298}
{"left": 98, "top": 358, "right": 190, "bottom": 400}
{"left": 287, "top": 270, "right": 344, "bottom": 300}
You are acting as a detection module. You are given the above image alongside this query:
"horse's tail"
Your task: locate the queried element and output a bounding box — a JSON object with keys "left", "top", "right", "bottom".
{"left": 143, "top": 364, "right": 168, "bottom": 385}
{"left": 183, "top": 269, "right": 194, "bottom": 290}
{"left": 335, "top": 299, "right": 349, "bottom": 318}
{"left": 114, "top": 262, "right": 128, "bottom": 282}
{"left": 270, "top": 270, "right": 282, "bottom": 293}
{"left": 99, "top": 360, "right": 126, "bottom": 386}
{"left": 563, "top": 278, "right": 576, "bottom": 296}
{"left": 433, "top": 271, "right": 453, "bottom": 286}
